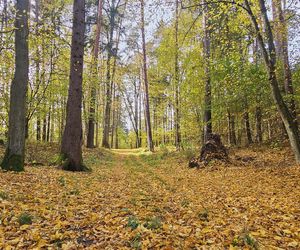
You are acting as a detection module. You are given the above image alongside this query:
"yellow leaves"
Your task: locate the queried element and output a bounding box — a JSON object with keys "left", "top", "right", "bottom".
{"left": 202, "top": 227, "right": 213, "bottom": 234}
{"left": 0, "top": 148, "right": 300, "bottom": 248}
{"left": 282, "top": 229, "right": 292, "bottom": 235}
{"left": 35, "top": 239, "right": 48, "bottom": 249}
{"left": 287, "top": 241, "right": 299, "bottom": 247}
{"left": 51, "top": 231, "right": 64, "bottom": 241}
{"left": 274, "top": 236, "right": 282, "bottom": 241}
{"left": 252, "top": 229, "right": 267, "bottom": 237}
{"left": 19, "top": 224, "right": 30, "bottom": 231}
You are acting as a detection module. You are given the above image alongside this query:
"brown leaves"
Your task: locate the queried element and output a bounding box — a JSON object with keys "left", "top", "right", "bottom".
{"left": 0, "top": 147, "right": 300, "bottom": 249}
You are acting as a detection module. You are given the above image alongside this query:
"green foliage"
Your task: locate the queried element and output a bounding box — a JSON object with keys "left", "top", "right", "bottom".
{"left": 57, "top": 176, "right": 66, "bottom": 187}
{"left": 127, "top": 216, "right": 140, "bottom": 230}
{"left": 198, "top": 209, "right": 209, "bottom": 222}
{"left": 0, "top": 191, "right": 9, "bottom": 200}
{"left": 129, "top": 233, "right": 142, "bottom": 250}
{"left": 182, "top": 147, "right": 197, "bottom": 161}
{"left": 231, "top": 230, "right": 259, "bottom": 250}
{"left": 18, "top": 213, "right": 33, "bottom": 225}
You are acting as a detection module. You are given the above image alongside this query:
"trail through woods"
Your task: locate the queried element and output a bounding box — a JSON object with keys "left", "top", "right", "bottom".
{"left": 0, "top": 147, "right": 300, "bottom": 249}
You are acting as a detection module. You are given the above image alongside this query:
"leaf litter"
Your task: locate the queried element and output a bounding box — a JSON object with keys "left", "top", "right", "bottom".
{"left": 0, "top": 145, "right": 299, "bottom": 249}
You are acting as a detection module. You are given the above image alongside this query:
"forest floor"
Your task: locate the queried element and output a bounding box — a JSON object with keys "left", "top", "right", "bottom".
{"left": 0, "top": 144, "right": 300, "bottom": 249}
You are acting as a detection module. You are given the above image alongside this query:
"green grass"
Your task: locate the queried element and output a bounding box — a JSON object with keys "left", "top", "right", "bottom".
{"left": 18, "top": 212, "right": 33, "bottom": 225}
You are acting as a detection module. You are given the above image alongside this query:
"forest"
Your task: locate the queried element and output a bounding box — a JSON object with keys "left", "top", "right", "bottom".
{"left": 0, "top": 0, "right": 300, "bottom": 249}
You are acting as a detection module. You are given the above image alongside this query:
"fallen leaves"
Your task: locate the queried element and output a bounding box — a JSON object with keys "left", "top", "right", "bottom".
{"left": 0, "top": 147, "right": 299, "bottom": 249}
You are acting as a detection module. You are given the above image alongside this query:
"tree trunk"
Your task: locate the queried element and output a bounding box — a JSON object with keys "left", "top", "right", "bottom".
{"left": 87, "top": 0, "right": 102, "bottom": 148}
{"left": 227, "top": 110, "right": 237, "bottom": 145}
{"left": 36, "top": 115, "right": 41, "bottom": 141}
{"left": 255, "top": 106, "right": 263, "bottom": 143}
{"left": 102, "top": 1, "right": 117, "bottom": 149}
{"left": 110, "top": 83, "right": 116, "bottom": 148}
{"left": 1, "top": 0, "right": 29, "bottom": 172}
{"left": 243, "top": 111, "right": 253, "bottom": 145}
{"left": 61, "top": 0, "right": 85, "bottom": 171}
{"left": 140, "top": 0, "right": 154, "bottom": 152}
{"left": 42, "top": 115, "right": 47, "bottom": 141}
{"left": 202, "top": 0, "right": 212, "bottom": 143}
{"left": 174, "top": 0, "right": 181, "bottom": 150}
{"left": 46, "top": 109, "right": 50, "bottom": 142}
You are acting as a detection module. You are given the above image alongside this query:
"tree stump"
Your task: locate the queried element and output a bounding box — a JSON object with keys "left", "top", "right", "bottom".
{"left": 189, "top": 133, "right": 228, "bottom": 168}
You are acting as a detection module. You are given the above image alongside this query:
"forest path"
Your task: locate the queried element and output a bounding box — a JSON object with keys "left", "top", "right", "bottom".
{"left": 0, "top": 147, "right": 300, "bottom": 249}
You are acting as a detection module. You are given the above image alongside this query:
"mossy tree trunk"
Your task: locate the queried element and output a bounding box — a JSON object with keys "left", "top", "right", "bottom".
{"left": 1, "top": 0, "right": 29, "bottom": 172}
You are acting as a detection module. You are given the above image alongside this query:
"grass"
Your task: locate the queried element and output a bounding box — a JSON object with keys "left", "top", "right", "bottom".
{"left": 18, "top": 212, "right": 33, "bottom": 225}
{"left": 0, "top": 190, "right": 9, "bottom": 200}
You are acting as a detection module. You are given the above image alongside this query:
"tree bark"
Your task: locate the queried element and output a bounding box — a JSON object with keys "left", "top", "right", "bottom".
{"left": 255, "top": 106, "right": 263, "bottom": 143}
{"left": 102, "top": 0, "right": 117, "bottom": 149}
{"left": 140, "top": 0, "right": 154, "bottom": 152}
{"left": 227, "top": 109, "right": 237, "bottom": 145}
{"left": 87, "top": 0, "right": 102, "bottom": 148}
{"left": 1, "top": 0, "right": 29, "bottom": 172}
{"left": 174, "top": 0, "right": 181, "bottom": 150}
{"left": 36, "top": 115, "right": 41, "bottom": 141}
{"left": 202, "top": 0, "right": 212, "bottom": 143}
{"left": 61, "top": 0, "right": 86, "bottom": 171}
{"left": 243, "top": 111, "right": 253, "bottom": 145}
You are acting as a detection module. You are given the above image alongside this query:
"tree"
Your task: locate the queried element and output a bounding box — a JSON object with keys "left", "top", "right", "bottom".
{"left": 202, "top": 0, "right": 212, "bottom": 143}
{"left": 1, "top": 0, "right": 29, "bottom": 172}
{"left": 174, "top": 0, "right": 181, "bottom": 150}
{"left": 87, "top": 0, "right": 103, "bottom": 148}
{"left": 244, "top": 0, "right": 300, "bottom": 162}
{"left": 272, "top": 0, "right": 297, "bottom": 128}
{"left": 102, "top": 0, "right": 122, "bottom": 148}
{"left": 140, "top": 0, "right": 154, "bottom": 152}
{"left": 61, "top": 0, "right": 86, "bottom": 171}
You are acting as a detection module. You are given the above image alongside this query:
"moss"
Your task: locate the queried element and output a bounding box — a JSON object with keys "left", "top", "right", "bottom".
{"left": 59, "top": 153, "right": 90, "bottom": 172}
{"left": 1, "top": 148, "right": 24, "bottom": 172}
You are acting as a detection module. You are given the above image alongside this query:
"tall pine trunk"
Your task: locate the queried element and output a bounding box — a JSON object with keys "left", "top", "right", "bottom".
{"left": 202, "top": 0, "right": 212, "bottom": 143}
{"left": 61, "top": 0, "right": 86, "bottom": 171}
{"left": 174, "top": 0, "right": 181, "bottom": 150}
{"left": 140, "top": 0, "right": 154, "bottom": 152}
{"left": 87, "top": 0, "right": 102, "bottom": 148}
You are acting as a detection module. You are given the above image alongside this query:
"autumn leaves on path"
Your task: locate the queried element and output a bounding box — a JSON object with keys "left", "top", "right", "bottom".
{"left": 0, "top": 148, "right": 300, "bottom": 249}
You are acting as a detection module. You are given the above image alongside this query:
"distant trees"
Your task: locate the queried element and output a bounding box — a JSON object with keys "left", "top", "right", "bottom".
{"left": 244, "top": 0, "right": 300, "bottom": 162}
{"left": 61, "top": 0, "right": 86, "bottom": 171}
{"left": 0, "top": 0, "right": 300, "bottom": 166}
{"left": 1, "top": 0, "right": 29, "bottom": 171}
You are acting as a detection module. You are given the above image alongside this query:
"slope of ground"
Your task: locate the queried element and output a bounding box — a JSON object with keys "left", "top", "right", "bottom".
{"left": 0, "top": 146, "right": 299, "bottom": 249}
